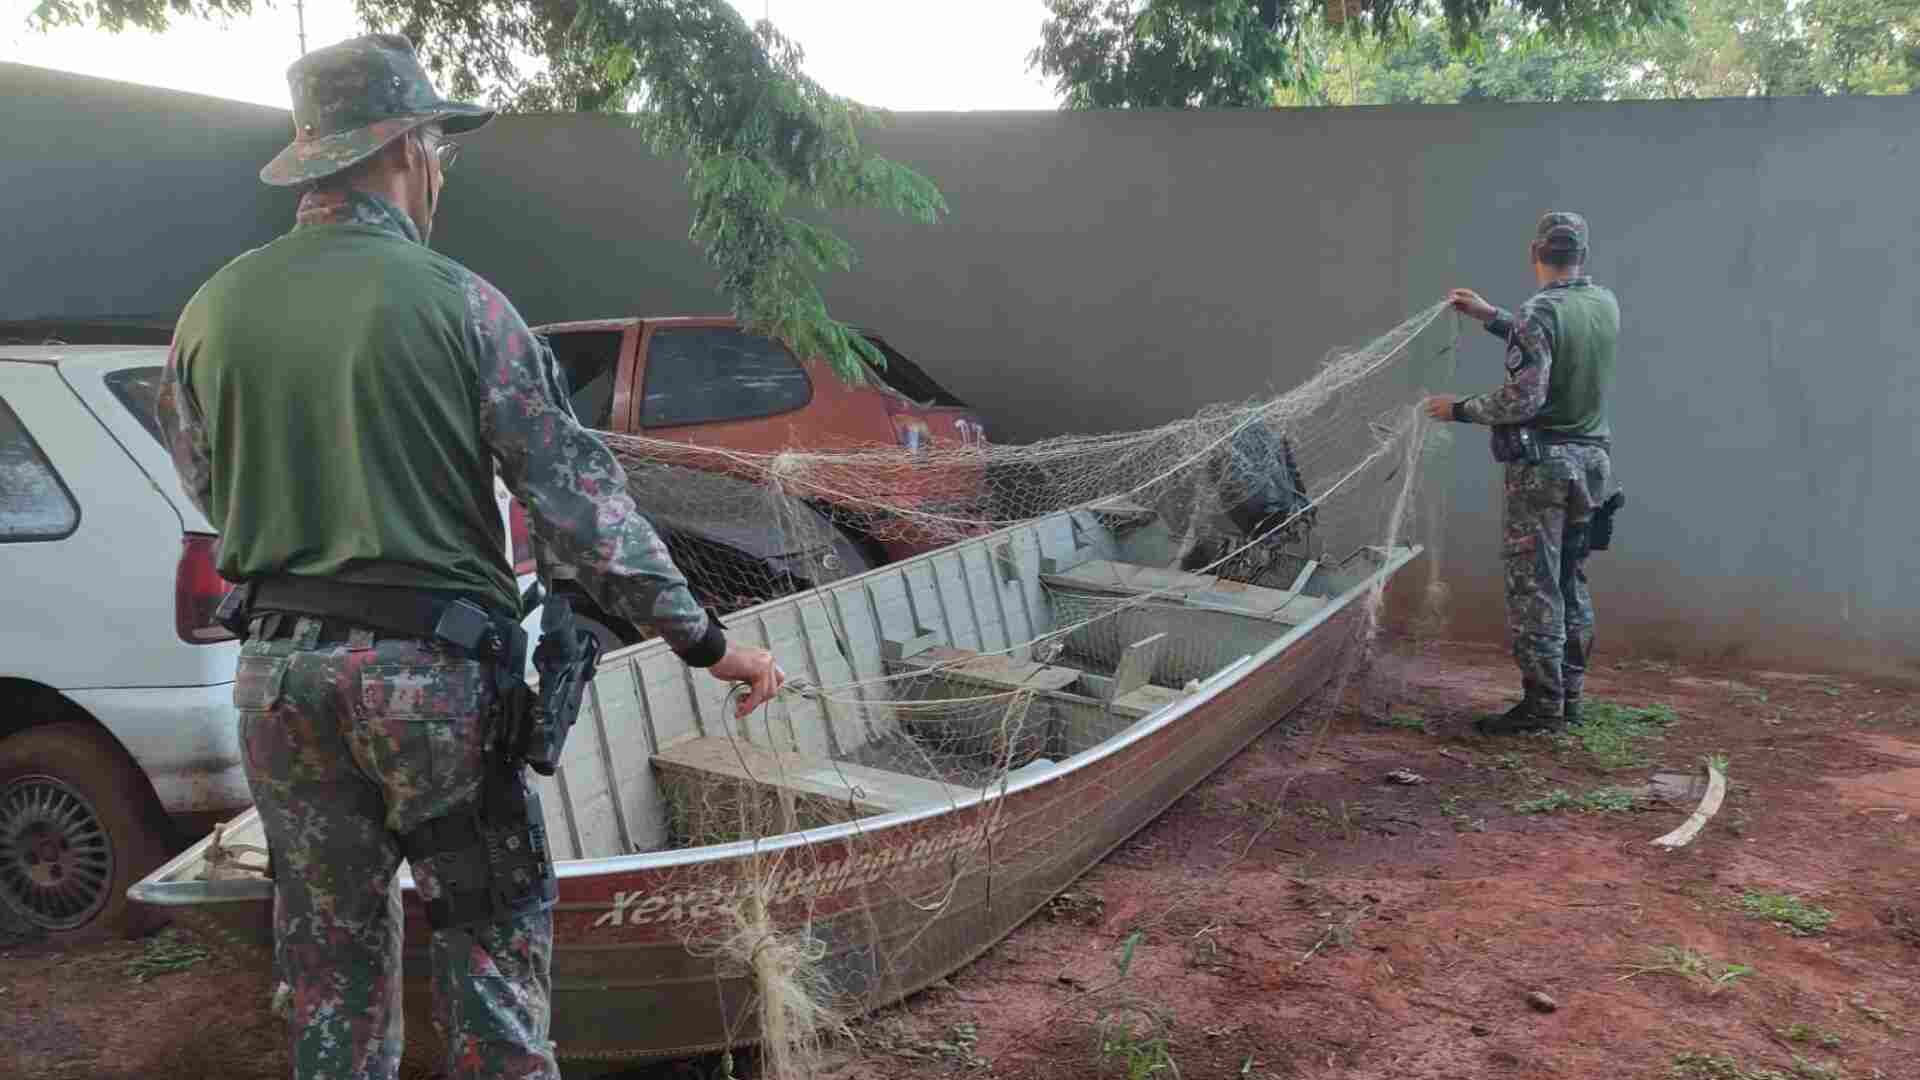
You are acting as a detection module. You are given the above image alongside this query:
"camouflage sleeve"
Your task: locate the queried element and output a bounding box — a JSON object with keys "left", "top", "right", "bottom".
{"left": 1456, "top": 301, "right": 1554, "bottom": 426}
{"left": 154, "top": 339, "right": 214, "bottom": 521}
{"left": 465, "top": 274, "right": 728, "bottom": 667}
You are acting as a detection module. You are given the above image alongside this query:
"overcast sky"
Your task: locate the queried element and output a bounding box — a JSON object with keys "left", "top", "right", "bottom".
{"left": 0, "top": 0, "right": 1062, "bottom": 111}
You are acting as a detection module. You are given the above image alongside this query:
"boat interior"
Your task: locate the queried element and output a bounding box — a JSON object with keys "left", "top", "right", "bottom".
{"left": 166, "top": 502, "right": 1397, "bottom": 883}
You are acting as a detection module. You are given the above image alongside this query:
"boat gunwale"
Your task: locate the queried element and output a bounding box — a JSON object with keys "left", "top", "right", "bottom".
{"left": 130, "top": 536, "right": 1420, "bottom": 909}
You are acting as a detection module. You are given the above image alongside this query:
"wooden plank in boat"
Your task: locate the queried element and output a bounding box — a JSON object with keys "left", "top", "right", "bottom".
{"left": 1108, "top": 633, "right": 1166, "bottom": 701}
{"left": 1188, "top": 579, "right": 1328, "bottom": 619}
{"left": 651, "top": 737, "right": 960, "bottom": 815}
{"left": 754, "top": 607, "right": 834, "bottom": 759}
{"left": 1044, "top": 558, "right": 1326, "bottom": 620}
{"left": 1042, "top": 559, "right": 1215, "bottom": 597}
{"left": 590, "top": 663, "right": 668, "bottom": 853}
{"left": 1110, "top": 682, "right": 1188, "bottom": 720}
{"left": 931, "top": 550, "right": 983, "bottom": 651}
{"left": 884, "top": 643, "right": 1082, "bottom": 694}
{"left": 637, "top": 650, "right": 700, "bottom": 748}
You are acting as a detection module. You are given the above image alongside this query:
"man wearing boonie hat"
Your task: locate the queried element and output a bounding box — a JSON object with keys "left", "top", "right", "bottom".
{"left": 156, "top": 33, "right": 783, "bottom": 1079}
{"left": 1422, "top": 211, "right": 1622, "bottom": 736}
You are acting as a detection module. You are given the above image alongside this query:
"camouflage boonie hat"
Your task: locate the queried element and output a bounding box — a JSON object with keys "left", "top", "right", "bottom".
{"left": 260, "top": 33, "right": 493, "bottom": 187}
{"left": 1535, "top": 211, "right": 1589, "bottom": 255}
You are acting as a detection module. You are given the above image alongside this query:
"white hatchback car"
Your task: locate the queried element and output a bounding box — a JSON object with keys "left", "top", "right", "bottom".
{"left": 0, "top": 345, "right": 247, "bottom": 939}
{"left": 0, "top": 345, "right": 540, "bottom": 941}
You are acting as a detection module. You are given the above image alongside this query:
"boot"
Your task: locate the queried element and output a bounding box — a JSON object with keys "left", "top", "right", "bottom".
{"left": 1475, "top": 689, "right": 1564, "bottom": 735}
{"left": 1563, "top": 694, "right": 1583, "bottom": 726}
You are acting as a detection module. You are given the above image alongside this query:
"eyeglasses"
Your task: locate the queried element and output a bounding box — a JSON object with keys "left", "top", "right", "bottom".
{"left": 418, "top": 129, "right": 460, "bottom": 172}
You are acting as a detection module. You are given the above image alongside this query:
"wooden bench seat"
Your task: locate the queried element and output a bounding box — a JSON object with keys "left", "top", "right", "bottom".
{"left": 1042, "top": 557, "right": 1326, "bottom": 620}
{"left": 651, "top": 736, "right": 961, "bottom": 819}
{"left": 882, "top": 641, "right": 1084, "bottom": 694}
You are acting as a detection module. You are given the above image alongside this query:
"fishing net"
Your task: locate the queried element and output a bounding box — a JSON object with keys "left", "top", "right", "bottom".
{"left": 555, "top": 300, "right": 1463, "bottom": 1076}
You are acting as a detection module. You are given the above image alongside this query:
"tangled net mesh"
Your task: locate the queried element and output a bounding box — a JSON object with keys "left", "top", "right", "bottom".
{"left": 560, "top": 301, "right": 1460, "bottom": 1076}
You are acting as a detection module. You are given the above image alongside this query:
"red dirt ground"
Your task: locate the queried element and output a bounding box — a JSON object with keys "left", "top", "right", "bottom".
{"left": 4, "top": 638, "right": 1917, "bottom": 1080}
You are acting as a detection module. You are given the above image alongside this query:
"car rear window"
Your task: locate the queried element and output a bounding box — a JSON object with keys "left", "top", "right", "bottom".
{"left": 641, "top": 328, "right": 811, "bottom": 428}
{"left": 105, "top": 366, "right": 166, "bottom": 446}
{"left": 0, "top": 396, "right": 80, "bottom": 541}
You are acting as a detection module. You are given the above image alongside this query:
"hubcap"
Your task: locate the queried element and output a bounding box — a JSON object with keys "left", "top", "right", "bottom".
{"left": 0, "top": 775, "right": 114, "bottom": 930}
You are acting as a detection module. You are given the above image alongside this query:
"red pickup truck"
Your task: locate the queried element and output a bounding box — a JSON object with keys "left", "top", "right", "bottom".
{"left": 510, "top": 316, "right": 989, "bottom": 648}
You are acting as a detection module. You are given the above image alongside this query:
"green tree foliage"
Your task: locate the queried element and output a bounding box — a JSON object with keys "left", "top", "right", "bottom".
{"left": 25, "top": 0, "right": 948, "bottom": 381}
{"left": 1030, "top": 0, "right": 1682, "bottom": 108}
{"left": 1276, "top": 8, "right": 1637, "bottom": 103}
{"left": 1273, "top": 0, "right": 1918, "bottom": 104}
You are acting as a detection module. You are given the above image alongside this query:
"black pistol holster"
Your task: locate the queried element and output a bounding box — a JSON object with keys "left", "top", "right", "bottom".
{"left": 408, "top": 591, "right": 601, "bottom": 930}
{"left": 1589, "top": 489, "right": 1626, "bottom": 551}
{"left": 509, "top": 594, "right": 604, "bottom": 777}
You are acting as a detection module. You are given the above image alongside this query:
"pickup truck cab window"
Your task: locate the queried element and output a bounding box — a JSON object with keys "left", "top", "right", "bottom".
{"left": 546, "top": 330, "right": 623, "bottom": 430}
{"left": 0, "top": 395, "right": 81, "bottom": 541}
{"left": 641, "top": 327, "right": 811, "bottom": 428}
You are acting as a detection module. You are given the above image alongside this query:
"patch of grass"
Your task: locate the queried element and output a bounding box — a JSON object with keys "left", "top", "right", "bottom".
{"left": 1669, "top": 1051, "right": 1850, "bottom": 1080}
{"left": 1515, "top": 785, "right": 1642, "bottom": 814}
{"left": 1091, "top": 931, "right": 1180, "bottom": 1079}
{"left": 1380, "top": 711, "right": 1431, "bottom": 733}
{"left": 1776, "top": 1022, "right": 1842, "bottom": 1049}
{"left": 125, "top": 927, "right": 210, "bottom": 982}
{"left": 1740, "top": 891, "right": 1835, "bottom": 937}
{"left": 1096, "top": 1016, "right": 1179, "bottom": 1080}
{"left": 1516, "top": 789, "right": 1576, "bottom": 813}
{"left": 1554, "top": 700, "right": 1678, "bottom": 770}
{"left": 1618, "top": 945, "right": 1752, "bottom": 993}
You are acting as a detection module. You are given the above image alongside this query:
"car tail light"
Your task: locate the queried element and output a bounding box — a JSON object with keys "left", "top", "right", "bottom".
{"left": 175, "top": 533, "right": 235, "bottom": 644}
{"left": 890, "top": 415, "right": 931, "bottom": 456}
{"left": 509, "top": 499, "right": 535, "bottom": 575}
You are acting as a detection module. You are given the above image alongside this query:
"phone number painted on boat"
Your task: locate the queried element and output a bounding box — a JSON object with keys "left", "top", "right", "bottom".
{"left": 590, "top": 823, "right": 994, "bottom": 929}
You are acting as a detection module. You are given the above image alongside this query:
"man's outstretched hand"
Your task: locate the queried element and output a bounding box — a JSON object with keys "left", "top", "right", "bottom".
{"left": 708, "top": 644, "right": 785, "bottom": 718}
{"left": 1448, "top": 288, "right": 1497, "bottom": 323}
{"left": 1422, "top": 395, "right": 1459, "bottom": 421}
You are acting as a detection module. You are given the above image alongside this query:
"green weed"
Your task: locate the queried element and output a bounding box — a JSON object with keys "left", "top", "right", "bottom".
{"left": 1381, "top": 712, "right": 1431, "bottom": 733}
{"left": 1515, "top": 785, "right": 1642, "bottom": 814}
{"left": 1554, "top": 700, "right": 1678, "bottom": 770}
{"left": 1668, "top": 1051, "right": 1848, "bottom": 1079}
{"left": 125, "top": 928, "right": 210, "bottom": 983}
{"left": 1618, "top": 946, "right": 1752, "bottom": 993}
{"left": 1777, "top": 1023, "right": 1842, "bottom": 1049}
{"left": 1740, "top": 891, "right": 1835, "bottom": 937}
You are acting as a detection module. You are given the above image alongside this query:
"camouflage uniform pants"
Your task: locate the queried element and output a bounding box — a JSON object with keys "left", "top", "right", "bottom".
{"left": 1501, "top": 444, "right": 1613, "bottom": 715}
{"left": 234, "top": 616, "right": 559, "bottom": 1079}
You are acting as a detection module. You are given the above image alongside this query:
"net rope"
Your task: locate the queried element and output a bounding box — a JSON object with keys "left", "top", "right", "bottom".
{"left": 577, "top": 300, "right": 1460, "bottom": 1076}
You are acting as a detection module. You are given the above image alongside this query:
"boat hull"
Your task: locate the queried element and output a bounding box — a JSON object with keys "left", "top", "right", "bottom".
{"left": 133, "top": 531, "right": 1419, "bottom": 1063}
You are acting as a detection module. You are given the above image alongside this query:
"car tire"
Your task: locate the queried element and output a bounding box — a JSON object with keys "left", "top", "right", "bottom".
{"left": 0, "top": 722, "right": 172, "bottom": 941}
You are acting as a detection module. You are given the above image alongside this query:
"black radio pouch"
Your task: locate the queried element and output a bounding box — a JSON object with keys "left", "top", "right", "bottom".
{"left": 1490, "top": 425, "right": 1546, "bottom": 465}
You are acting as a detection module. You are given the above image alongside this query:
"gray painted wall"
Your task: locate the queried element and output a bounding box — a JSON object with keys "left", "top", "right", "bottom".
{"left": 7, "top": 64, "right": 1917, "bottom": 674}
{"left": 0, "top": 64, "right": 293, "bottom": 324}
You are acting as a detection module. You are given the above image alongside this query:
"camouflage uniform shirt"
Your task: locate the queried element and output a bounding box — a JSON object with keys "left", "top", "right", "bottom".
{"left": 157, "top": 188, "right": 725, "bottom": 664}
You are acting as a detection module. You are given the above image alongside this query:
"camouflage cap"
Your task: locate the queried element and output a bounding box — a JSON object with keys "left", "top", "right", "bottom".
{"left": 1534, "top": 211, "right": 1590, "bottom": 255}
{"left": 260, "top": 33, "right": 493, "bottom": 187}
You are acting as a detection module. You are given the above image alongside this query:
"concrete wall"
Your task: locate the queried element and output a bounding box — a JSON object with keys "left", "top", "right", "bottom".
{"left": 7, "top": 63, "right": 1917, "bottom": 674}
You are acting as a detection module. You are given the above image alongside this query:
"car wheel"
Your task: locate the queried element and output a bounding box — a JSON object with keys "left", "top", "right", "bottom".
{"left": 0, "top": 722, "right": 172, "bottom": 941}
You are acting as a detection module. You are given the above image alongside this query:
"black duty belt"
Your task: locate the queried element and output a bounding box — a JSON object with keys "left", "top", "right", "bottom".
{"left": 1535, "top": 431, "right": 1611, "bottom": 449}
{"left": 242, "top": 576, "right": 520, "bottom": 663}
